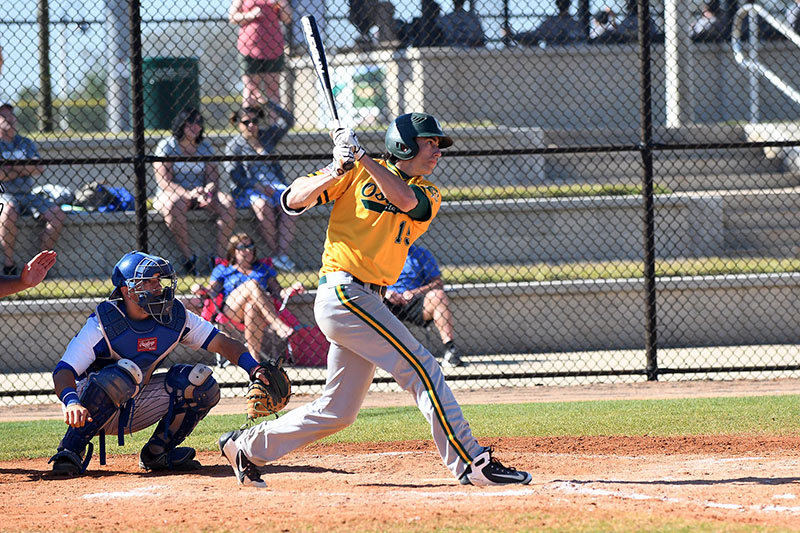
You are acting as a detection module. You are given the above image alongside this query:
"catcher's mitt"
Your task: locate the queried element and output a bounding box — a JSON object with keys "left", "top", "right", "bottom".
{"left": 245, "top": 360, "right": 292, "bottom": 421}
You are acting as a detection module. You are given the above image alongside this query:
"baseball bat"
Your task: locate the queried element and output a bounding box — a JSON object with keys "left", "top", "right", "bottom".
{"left": 300, "top": 15, "right": 354, "bottom": 171}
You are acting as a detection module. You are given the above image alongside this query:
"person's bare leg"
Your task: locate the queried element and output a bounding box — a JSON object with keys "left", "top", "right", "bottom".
{"left": 423, "top": 288, "right": 455, "bottom": 345}
{"left": 277, "top": 208, "right": 296, "bottom": 256}
{"left": 242, "top": 74, "right": 263, "bottom": 108}
{"left": 262, "top": 72, "right": 280, "bottom": 103}
{"left": 209, "top": 194, "right": 236, "bottom": 258}
{"left": 40, "top": 206, "right": 65, "bottom": 251}
{"left": 156, "top": 194, "right": 192, "bottom": 259}
{"left": 226, "top": 280, "right": 295, "bottom": 350}
{"left": 252, "top": 198, "right": 278, "bottom": 254}
{"left": 243, "top": 300, "right": 267, "bottom": 355}
{"left": 0, "top": 203, "right": 18, "bottom": 267}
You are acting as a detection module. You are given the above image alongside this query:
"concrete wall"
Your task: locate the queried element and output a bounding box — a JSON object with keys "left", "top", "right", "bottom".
{"left": 286, "top": 42, "right": 800, "bottom": 132}
{"left": 13, "top": 193, "right": 722, "bottom": 278}
{"left": 2, "top": 273, "right": 797, "bottom": 373}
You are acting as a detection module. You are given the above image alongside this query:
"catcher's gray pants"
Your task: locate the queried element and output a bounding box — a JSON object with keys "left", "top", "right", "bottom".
{"left": 236, "top": 273, "right": 484, "bottom": 478}
{"left": 72, "top": 372, "right": 173, "bottom": 435}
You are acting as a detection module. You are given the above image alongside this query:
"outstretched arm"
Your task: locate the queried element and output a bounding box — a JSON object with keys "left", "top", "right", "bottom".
{"left": 0, "top": 250, "right": 57, "bottom": 298}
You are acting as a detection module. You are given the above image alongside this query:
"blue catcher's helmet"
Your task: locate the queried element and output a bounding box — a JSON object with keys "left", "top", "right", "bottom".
{"left": 111, "top": 251, "right": 177, "bottom": 323}
{"left": 384, "top": 113, "right": 453, "bottom": 161}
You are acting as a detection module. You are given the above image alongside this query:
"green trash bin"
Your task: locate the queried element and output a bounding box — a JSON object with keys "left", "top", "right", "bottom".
{"left": 142, "top": 57, "right": 200, "bottom": 130}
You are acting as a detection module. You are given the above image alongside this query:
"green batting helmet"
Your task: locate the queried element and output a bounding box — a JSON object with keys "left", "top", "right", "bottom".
{"left": 384, "top": 113, "right": 453, "bottom": 160}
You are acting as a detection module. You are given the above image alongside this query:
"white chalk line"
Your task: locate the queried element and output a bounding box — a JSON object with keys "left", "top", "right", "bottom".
{"left": 549, "top": 481, "right": 800, "bottom": 514}
{"left": 82, "top": 484, "right": 165, "bottom": 500}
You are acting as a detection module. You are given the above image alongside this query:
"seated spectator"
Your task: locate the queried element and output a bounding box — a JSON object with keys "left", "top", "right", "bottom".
{"left": 399, "top": 0, "right": 448, "bottom": 48}
{"left": 349, "top": 0, "right": 399, "bottom": 48}
{"left": 590, "top": 6, "right": 618, "bottom": 41}
{"left": 0, "top": 102, "right": 65, "bottom": 275}
{"left": 225, "top": 102, "right": 297, "bottom": 272}
{"left": 440, "top": 0, "right": 486, "bottom": 47}
{"left": 594, "top": 0, "right": 662, "bottom": 43}
{"left": 0, "top": 249, "right": 56, "bottom": 298}
{"left": 691, "top": 0, "right": 728, "bottom": 42}
{"left": 788, "top": 0, "right": 800, "bottom": 34}
{"left": 153, "top": 108, "right": 236, "bottom": 275}
{"left": 206, "top": 232, "right": 300, "bottom": 360}
{"left": 384, "top": 244, "right": 465, "bottom": 367}
{"left": 502, "top": 0, "right": 584, "bottom": 47}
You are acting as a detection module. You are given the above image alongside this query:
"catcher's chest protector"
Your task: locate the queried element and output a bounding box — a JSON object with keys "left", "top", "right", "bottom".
{"left": 96, "top": 300, "right": 188, "bottom": 378}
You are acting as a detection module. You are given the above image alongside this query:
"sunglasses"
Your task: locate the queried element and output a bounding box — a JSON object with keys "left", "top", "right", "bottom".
{"left": 240, "top": 118, "right": 259, "bottom": 126}
{"left": 235, "top": 243, "right": 255, "bottom": 250}
{"left": 186, "top": 116, "right": 203, "bottom": 125}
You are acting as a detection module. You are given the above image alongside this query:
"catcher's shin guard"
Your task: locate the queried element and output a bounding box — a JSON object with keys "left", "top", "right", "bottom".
{"left": 52, "top": 365, "right": 138, "bottom": 471}
{"left": 141, "top": 364, "right": 220, "bottom": 462}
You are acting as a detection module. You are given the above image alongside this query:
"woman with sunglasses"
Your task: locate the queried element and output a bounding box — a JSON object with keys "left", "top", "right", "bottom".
{"left": 154, "top": 108, "right": 237, "bottom": 275}
{"left": 224, "top": 102, "right": 296, "bottom": 271}
{"left": 208, "top": 232, "right": 300, "bottom": 358}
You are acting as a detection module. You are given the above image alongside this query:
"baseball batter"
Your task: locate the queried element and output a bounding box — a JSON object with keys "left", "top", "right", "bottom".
{"left": 49, "top": 251, "right": 266, "bottom": 475}
{"left": 219, "top": 113, "right": 531, "bottom": 487}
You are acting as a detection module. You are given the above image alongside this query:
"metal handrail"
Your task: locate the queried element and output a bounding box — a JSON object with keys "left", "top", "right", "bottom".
{"left": 732, "top": 3, "right": 800, "bottom": 107}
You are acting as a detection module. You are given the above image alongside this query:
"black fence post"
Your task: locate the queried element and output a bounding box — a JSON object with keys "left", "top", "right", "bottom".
{"left": 37, "top": 0, "right": 54, "bottom": 132}
{"left": 637, "top": 0, "right": 658, "bottom": 381}
{"left": 128, "top": 0, "right": 148, "bottom": 253}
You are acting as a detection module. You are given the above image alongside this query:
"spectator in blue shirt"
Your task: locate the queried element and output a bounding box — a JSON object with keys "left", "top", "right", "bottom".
{"left": 208, "top": 232, "right": 299, "bottom": 359}
{"left": 385, "top": 244, "right": 465, "bottom": 367}
{"left": 0, "top": 102, "right": 65, "bottom": 276}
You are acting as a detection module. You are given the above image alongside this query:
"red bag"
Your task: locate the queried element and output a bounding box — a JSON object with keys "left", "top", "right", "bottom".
{"left": 287, "top": 325, "right": 329, "bottom": 367}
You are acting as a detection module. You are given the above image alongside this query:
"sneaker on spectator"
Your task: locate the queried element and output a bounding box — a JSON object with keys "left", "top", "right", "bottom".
{"left": 2, "top": 264, "right": 19, "bottom": 276}
{"left": 272, "top": 254, "right": 297, "bottom": 272}
{"left": 442, "top": 347, "right": 466, "bottom": 367}
{"left": 183, "top": 254, "right": 198, "bottom": 276}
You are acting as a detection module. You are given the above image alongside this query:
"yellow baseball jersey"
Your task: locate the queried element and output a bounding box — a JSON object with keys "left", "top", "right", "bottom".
{"left": 308, "top": 160, "right": 441, "bottom": 286}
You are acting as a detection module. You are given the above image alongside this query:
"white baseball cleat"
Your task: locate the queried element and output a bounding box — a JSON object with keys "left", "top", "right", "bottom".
{"left": 459, "top": 447, "right": 532, "bottom": 486}
{"left": 219, "top": 430, "right": 266, "bottom": 488}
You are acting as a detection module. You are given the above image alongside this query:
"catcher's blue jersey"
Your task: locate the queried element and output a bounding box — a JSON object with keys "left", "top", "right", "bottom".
{"left": 58, "top": 300, "right": 218, "bottom": 382}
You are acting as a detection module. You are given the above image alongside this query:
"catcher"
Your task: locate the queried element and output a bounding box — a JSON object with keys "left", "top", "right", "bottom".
{"left": 49, "top": 250, "right": 290, "bottom": 475}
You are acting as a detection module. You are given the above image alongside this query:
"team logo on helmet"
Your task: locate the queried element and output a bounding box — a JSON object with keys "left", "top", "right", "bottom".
{"left": 111, "top": 251, "right": 177, "bottom": 324}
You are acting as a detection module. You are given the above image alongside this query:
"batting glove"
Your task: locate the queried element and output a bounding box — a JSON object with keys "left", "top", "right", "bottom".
{"left": 332, "top": 127, "right": 366, "bottom": 161}
{"left": 329, "top": 145, "right": 355, "bottom": 176}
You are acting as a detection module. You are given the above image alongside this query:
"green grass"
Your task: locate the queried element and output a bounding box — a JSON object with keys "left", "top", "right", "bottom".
{"left": 4, "top": 395, "right": 799, "bottom": 462}
{"left": 439, "top": 183, "right": 672, "bottom": 201}
{"left": 8, "top": 256, "right": 800, "bottom": 300}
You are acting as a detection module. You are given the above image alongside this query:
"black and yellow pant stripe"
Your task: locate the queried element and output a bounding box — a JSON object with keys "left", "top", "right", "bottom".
{"left": 335, "top": 285, "right": 473, "bottom": 464}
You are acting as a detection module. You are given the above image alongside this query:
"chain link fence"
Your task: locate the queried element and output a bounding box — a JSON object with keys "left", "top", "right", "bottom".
{"left": 2, "top": 0, "right": 800, "bottom": 405}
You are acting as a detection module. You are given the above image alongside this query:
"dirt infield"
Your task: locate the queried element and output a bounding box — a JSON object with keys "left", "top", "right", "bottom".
{"left": 4, "top": 380, "right": 800, "bottom": 531}
{"left": 3, "top": 436, "right": 800, "bottom": 531}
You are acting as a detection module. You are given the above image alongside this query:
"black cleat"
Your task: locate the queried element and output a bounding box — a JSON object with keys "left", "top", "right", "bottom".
{"left": 49, "top": 449, "right": 83, "bottom": 476}
{"left": 460, "top": 447, "right": 531, "bottom": 486}
{"left": 219, "top": 430, "right": 265, "bottom": 488}
{"left": 139, "top": 446, "right": 201, "bottom": 471}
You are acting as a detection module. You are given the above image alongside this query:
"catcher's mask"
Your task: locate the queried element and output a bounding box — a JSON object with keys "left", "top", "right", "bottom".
{"left": 110, "top": 251, "right": 177, "bottom": 324}
{"left": 384, "top": 112, "right": 453, "bottom": 161}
